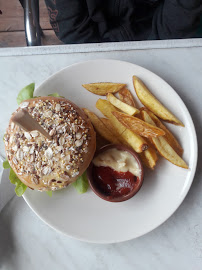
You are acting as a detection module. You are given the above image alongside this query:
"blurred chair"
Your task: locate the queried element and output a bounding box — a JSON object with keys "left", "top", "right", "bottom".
{"left": 19, "top": 0, "right": 41, "bottom": 46}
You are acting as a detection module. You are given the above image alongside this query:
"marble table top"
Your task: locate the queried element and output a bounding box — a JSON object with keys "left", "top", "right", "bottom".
{"left": 0, "top": 40, "right": 202, "bottom": 270}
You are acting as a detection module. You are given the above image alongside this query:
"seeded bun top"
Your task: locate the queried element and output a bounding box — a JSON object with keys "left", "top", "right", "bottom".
{"left": 4, "top": 96, "right": 96, "bottom": 191}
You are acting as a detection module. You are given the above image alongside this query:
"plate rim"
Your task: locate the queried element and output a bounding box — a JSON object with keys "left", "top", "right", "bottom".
{"left": 23, "top": 59, "right": 198, "bottom": 243}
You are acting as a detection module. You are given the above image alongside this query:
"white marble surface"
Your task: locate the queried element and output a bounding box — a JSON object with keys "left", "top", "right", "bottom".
{"left": 0, "top": 41, "right": 202, "bottom": 269}
{"left": 0, "top": 38, "right": 202, "bottom": 57}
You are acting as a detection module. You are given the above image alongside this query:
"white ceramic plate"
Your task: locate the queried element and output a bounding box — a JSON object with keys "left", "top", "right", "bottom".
{"left": 23, "top": 59, "right": 197, "bottom": 243}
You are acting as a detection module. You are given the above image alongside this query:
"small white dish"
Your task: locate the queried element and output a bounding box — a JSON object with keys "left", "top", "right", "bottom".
{"left": 22, "top": 59, "right": 197, "bottom": 243}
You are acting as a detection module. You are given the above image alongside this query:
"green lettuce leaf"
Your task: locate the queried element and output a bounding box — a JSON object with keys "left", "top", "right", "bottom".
{"left": 48, "top": 93, "right": 60, "bottom": 97}
{"left": 73, "top": 172, "right": 89, "bottom": 194}
{"left": 3, "top": 160, "right": 11, "bottom": 169}
{"left": 9, "top": 168, "right": 27, "bottom": 197}
{"left": 17, "top": 83, "right": 35, "bottom": 105}
{"left": 46, "top": 191, "right": 52, "bottom": 197}
{"left": 34, "top": 93, "right": 62, "bottom": 98}
{"left": 3, "top": 159, "right": 27, "bottom": 196}
{"left": 48, "top": 93, "right": 64, "bottom": 98}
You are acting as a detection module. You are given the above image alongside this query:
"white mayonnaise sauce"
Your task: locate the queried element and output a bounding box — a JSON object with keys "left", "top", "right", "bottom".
{"left": 92, "top": 148, "right": 141, "bottom": 177}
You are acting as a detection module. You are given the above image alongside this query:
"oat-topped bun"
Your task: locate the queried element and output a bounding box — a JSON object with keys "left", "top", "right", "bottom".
{"left": 4, "top": 96, "right": 96, "bottom": 191}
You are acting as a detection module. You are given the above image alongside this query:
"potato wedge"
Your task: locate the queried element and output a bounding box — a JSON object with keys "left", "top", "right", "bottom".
{"left": 143, "top": 109, "right": 183, "bottom": 156}
{"left": 139, "top": 147, "right": 158, "bottom": 170}
{"left": 100, "top": 118, "right": 145, "bottom": 150}
{"left": 96, "top": 99, "right": 148, "bottom": 153}
{"left": 133, "top": 76, "right": 184, "bottom": 126}
{"left": 120, "top": 129, "right": 148, "bottom": 153}
{"left": 141, "top": 110, "right": 188, "bottom": 168}
{"left": 107, "top": 93, "right": 140, "bottom": 116}
{"left": 100, "top": 118, "right": 121, "bottom": 138}
{"left": 82, "top": 82, "right": 125, "bottom": 96}
{"left": 96, "top": 99, "right": 126, "bottom": 134}
{"left": 83, "top": 108, "right": 121, "bottom": 145}
{"left": 118, "top": 88, "right": 137, "bottom": 107}
{"left": 112, "top": 111, "right": 165, "bottom": 138}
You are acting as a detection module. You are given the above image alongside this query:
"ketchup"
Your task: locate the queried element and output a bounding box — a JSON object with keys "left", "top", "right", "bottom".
{"left": 92, "top": 166, "right": 139, "bottom": 198}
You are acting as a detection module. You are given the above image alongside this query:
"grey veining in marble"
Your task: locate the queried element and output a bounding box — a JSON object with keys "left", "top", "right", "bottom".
{"left": 0, "top": 42, "right": 202, "bottom": 270}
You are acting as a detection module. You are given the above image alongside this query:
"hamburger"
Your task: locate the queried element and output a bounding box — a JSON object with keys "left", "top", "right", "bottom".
{"left": 4, "top": 96, "right": 96, "bottom": 191}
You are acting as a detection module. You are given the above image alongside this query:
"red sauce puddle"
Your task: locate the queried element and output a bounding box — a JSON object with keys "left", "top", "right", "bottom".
{"left": 92, "top": 166, "right": 140, "bottom": 198}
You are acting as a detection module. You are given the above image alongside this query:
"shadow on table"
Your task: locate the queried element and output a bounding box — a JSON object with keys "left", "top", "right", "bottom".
{"left": 0, "top": 197, "right": 17, "bottom": 269}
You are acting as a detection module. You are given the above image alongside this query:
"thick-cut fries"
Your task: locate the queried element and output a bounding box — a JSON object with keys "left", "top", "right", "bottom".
{"left": 112, "top": 111, "right": 165, "bottom": 138}
{"left": 133, "top": 76, "right": 184, "bottom": 126}
{"left": 139, "top": 147, "right": 158, "bottom": 170}
{"left": 143, "top": 109, "right": 183, "bottom": 156}
{"left": 83, "top": 108, "right": 121, "bottom": 145}
{"left": 96, "top": 99, "right": 126, "bottom": 134}
{"left": 101, "top": 119, "right": 152, "bottom": 161}
{"left": 141, "top": 110, "right": 188, "bottom": 169}
{"left": 107, "top": 93, "right": 139, "bottom": 116}
{"left": 118, "top": 88, "right": 137, "bottom": 107}
{"left": 96, "top": 99, "right": 148, "bottom": 153}
{"left": 121, "top": 129, "right": 148, "bottom": 152}
{"left": 81, "top": 76, "right": 187, "bottom": 171}
{"left": 96, "top": 100, "right": 129, "bottom": 146}
{"left": 82, "top": 82, "right": 125, "bottom": 96}
{"left": 100, "top": 118, "right": 121, "bottom": 138}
